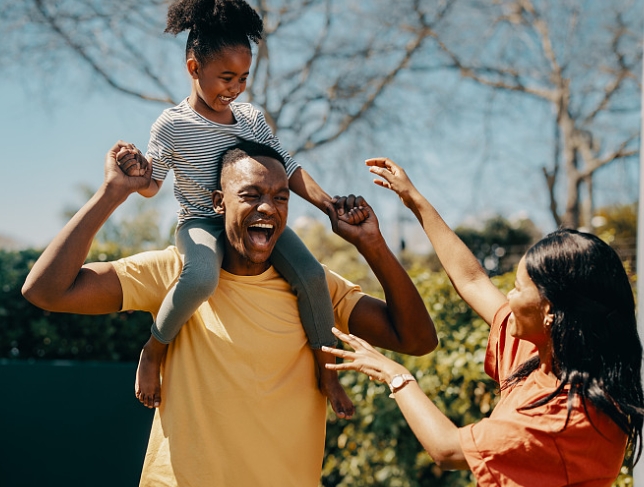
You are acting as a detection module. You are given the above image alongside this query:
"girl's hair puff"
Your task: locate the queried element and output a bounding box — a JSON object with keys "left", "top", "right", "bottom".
{"left": 165, "top": 0, "right": 263, "bottom": 63}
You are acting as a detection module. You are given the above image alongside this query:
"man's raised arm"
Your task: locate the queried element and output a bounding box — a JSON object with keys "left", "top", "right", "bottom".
{"left": 22, "top": 141, "right": 152, "bottom": 314}
{"left": 325, "top": 197, "right": 438, "bottom": 356}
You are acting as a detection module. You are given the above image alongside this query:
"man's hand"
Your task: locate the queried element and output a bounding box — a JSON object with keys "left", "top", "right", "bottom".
{"left": 325, "top": 195, "right": 383, "bottom": 250}
{"left": 107, "top": 141, "right": 152, "bottom": 196}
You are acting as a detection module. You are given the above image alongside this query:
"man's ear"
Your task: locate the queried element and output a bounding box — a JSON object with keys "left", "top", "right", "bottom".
{"left": 213, "top": 190, "right": 225, "bottom": 215}
{"left": 187, "top": 58, "right": 199, "bottom": 79}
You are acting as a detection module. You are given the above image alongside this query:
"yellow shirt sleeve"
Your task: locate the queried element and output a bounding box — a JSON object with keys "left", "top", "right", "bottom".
{"left": 111, "top": 246, "right": 183, "bottom": 316}
{"left": 323, "top": 265, "right": 365, "bottom": 334}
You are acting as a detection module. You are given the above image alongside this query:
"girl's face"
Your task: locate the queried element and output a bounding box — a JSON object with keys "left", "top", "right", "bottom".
{"left": 188, "top": 47, "right": 252, "bottom": 123}
{"left": 507, "top": 257, "right": 551, "bottom": 347}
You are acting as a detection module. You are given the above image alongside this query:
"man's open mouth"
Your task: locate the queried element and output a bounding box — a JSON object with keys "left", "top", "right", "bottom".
{"left": 247, "top": 222, "right": 275, "bottom": 246}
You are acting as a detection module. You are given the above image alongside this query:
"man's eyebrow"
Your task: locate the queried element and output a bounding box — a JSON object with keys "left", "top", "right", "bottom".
{"left": 238, "top": 184, "right": 290, "bottom": 193}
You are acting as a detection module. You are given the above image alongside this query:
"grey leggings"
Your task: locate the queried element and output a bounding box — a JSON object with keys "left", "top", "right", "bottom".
{"left": 151, "top": 218, "right": 336, "bottom": 349}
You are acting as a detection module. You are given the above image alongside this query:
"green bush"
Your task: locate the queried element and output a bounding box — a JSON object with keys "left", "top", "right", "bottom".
{"left": 321, "top": 267, "right": 515, "bottom": 486}
{"left": 0, "top": 249, "right": 152, "bottom": 362}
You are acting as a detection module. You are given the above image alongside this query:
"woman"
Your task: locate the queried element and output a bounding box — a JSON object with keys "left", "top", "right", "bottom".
{"left": 324, "top": 157, "right": 644, "bottom": 485}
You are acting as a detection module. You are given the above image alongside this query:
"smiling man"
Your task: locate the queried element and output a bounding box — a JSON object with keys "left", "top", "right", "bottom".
{"left": 22, "top": 140, "right": 437, "bottom": 486}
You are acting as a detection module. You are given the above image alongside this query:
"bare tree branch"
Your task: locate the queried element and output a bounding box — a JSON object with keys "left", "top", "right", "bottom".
{"left": 33, "top": 0, "right": 175, "bottom": 104}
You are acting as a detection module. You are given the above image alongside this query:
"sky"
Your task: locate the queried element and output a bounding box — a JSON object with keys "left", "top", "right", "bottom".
{"left": 0, "top": 79, "right": 173, "bottom": 249}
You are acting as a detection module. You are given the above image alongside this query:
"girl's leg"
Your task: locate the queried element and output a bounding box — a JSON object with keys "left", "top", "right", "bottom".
{"left": 152, "top": 218, "right": 224, "bottom": 342}
{"left": 271, "top": 226, "right": 354, "bottom": 418}
{"left": 136, "top": 218, "right": 224, "bottom": 409}
{"left": 271, "top": 226, "right": 335, "bottom": 348}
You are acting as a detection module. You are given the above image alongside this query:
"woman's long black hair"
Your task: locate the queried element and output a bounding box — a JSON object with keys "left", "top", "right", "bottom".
{"left": 505, "top": 228, "right": 644, "bottom": 463}
{"left": 165, "top": 0, "right": 263, "bottom": 63}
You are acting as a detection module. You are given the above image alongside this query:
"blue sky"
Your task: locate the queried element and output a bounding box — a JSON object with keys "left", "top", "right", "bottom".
{"left": 0, "top": 79, "right": 171, "bottom": 248}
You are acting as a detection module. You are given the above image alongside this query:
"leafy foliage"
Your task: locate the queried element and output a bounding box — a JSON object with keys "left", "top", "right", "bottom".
{"left": 455, "top": 216, "right": 539, "bottom": 276}
{"left": 594, "top": 203, "right": 637, "bottom": 267}
{"left": 0, "top": 249, "right": 153, "bottom": 362}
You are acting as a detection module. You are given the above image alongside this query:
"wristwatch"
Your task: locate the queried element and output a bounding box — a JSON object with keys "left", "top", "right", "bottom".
{"left": 388, "top": 373, "right": 416, "bottom": 398}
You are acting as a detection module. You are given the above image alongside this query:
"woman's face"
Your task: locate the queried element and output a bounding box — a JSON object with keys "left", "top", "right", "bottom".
{"left": 507, "top": 257, "right": 551, "bottom": 347}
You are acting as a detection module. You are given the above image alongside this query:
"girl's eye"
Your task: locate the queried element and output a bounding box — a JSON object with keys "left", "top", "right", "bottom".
{"left": 240, "top": 77, "right": 248, "bottom": 83}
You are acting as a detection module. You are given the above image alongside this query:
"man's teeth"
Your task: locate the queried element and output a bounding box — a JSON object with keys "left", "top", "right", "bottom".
{"left": 249, "top": 223, "right": 273, "bottom": 229}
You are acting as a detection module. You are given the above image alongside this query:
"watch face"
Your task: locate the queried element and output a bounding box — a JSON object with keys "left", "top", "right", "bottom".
{"left": 392, "top": 376, "right": 404, "bottom": 388}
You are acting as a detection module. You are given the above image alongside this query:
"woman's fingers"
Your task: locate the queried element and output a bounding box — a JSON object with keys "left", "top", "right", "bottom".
{"left": 331, "top": 326, "right": 369, "bottom": 349}
{"left": 365, "top": 157, "right": 390, "bottom": 168}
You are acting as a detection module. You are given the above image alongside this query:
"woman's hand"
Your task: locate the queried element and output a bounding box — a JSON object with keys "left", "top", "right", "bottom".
{"left": 365, "top": 157, "right": 420, "bottom": 209}
{"left": 322, "top": 327, "right": 410, "bottom": 385}
{"left": 325, "top": 328, "right": 468, "bottom": 470}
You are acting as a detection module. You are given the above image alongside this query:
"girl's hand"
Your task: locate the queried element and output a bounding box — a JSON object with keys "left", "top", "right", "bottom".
{"left": 331, "top": 194, "right": 369, "bottom": 225}
{"left": 105, "top": 141, "right": 152, "bottom": 195}
{"left": 322, "top": 327, "right": 409, "bottom": 385}
{"left": 116, "top": 146, "right": 149, "bottom": 177}
{"left": 365, "top": 158, "right": 419, "bottom": 208}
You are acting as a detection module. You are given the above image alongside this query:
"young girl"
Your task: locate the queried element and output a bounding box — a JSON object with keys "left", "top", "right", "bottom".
{"left": 118, "top": 0, "right": 354, "bottom": 418}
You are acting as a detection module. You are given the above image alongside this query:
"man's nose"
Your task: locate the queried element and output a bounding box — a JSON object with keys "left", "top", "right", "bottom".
{"left": 257, "top": 197, "right": 276, "bottom": 215}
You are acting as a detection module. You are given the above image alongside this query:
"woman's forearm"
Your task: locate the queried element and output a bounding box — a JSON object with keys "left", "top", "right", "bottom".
{"left": 392, "top": 382, "right": 469, "bottom": 471}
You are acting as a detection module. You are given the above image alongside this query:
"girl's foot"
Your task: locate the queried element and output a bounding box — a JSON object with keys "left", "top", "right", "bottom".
{"left": 135, "top": 336, "right": 168, "bottom": 409}
{"left": 320, "top": 370, "right": 355, "bottom": 419}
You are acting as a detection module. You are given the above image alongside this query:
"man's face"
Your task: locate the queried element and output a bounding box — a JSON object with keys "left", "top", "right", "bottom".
{"left": 214, "top": 155, "right": 289, "bottom": 275}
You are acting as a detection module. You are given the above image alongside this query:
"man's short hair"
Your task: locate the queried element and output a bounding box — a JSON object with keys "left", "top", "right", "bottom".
{"left": 218, "top": 140, "right": 286, "bottom": 189}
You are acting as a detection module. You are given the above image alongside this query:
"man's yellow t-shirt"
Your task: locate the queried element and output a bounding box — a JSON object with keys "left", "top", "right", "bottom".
{"left": 113, "top": 246, "right": 364, "bottom": 486}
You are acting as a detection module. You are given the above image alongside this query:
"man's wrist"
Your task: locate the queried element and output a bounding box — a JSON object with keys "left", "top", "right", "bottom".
{"left": 356, "top": 235, "right": 390, "bottom": 261}
{"left": 99, "top": 181, "right": 133, "bottom": 206}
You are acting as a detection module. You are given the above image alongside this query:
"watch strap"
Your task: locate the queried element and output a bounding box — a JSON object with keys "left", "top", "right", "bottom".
{"left": 388, "top": 373, "right": 416, "bottom": 398}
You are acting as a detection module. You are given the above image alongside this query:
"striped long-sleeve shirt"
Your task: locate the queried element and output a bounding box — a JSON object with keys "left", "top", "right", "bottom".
{"left": 147, "top": 99, "right": 300, "bottom": 225}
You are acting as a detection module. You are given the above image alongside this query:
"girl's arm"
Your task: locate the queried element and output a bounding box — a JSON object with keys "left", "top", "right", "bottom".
{"left": 324, "top": 328, "right": 468, "bottom": 471}
{"left": 366, "top": 157, "right": 506, "bottom": 326}
{"left": 288, "top": 167, "right": 332, "bottom": 213}
{"left": 138, "top": 178, "right": 162, "bottom": 198}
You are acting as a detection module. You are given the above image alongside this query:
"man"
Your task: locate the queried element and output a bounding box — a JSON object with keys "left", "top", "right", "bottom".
{"left": 22, "top": 140, "right": 437, "bottom": 486}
